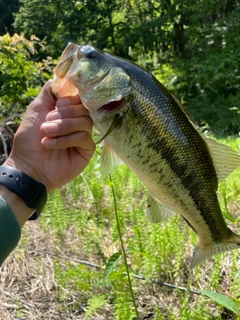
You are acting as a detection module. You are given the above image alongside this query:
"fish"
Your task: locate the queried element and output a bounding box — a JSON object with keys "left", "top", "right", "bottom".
{"left": 52, "top": 43, "right": 240, "bottom": 268}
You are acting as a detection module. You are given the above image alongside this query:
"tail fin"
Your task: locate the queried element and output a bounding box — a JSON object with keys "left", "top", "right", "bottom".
{"left": 190, "top": 231, "right": 240, "bottom": 268}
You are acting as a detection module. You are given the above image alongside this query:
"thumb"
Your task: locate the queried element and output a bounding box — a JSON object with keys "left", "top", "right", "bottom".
{"left": 29, "top": 80, "right": 56, "bottom": 113}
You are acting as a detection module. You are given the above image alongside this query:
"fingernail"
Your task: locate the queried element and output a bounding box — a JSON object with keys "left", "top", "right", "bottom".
{"left": 42, "top": 137, "right": 57, "bottom": 147}
{"left": 42, "top": 122, "right": 59, "bottom": 134}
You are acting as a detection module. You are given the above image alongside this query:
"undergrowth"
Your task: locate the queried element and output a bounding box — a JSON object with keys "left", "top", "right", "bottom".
{"left": 40, "top": 137, "right": 240, "bottom": 319}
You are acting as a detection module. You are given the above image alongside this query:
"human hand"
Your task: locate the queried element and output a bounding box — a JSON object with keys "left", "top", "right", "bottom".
{"left": 3, "top": 80, "right": 95, "bottom": 193}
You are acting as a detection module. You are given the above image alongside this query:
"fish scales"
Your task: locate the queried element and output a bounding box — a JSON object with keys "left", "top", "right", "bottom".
{"left": 53, "top": 43, "right": 240, "bottom": 268}
{"left": 100, "top": 82, "right": 229, "bottom": 245}
{"left": 101, "top": 55, "right": 224, "bottom": 235}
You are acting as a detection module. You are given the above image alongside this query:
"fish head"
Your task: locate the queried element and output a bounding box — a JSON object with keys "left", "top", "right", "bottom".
{"left": 53, "top": 43, "right": 131, "bottom": 120}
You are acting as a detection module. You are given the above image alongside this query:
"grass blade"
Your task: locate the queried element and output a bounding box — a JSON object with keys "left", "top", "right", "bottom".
{"left": 109, "top": 174, "right": 140, "bottom": 320}
{"left": 201, "top": 290, "right": 239, "bottom": 313}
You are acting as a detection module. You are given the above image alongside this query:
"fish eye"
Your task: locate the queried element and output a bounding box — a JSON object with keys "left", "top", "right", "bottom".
{"left": 85, "top": 51, "right": 97, "bottom": 60}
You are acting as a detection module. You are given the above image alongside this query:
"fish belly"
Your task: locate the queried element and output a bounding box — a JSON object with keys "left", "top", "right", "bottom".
{"left": 94, "top": 102, "right": 230, "bottom": 247}
{"left": 93, "top": 94, "right": 240, "bottom": 268}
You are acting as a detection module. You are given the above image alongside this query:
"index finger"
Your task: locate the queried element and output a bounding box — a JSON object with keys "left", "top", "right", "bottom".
{"left": 46, "top": 102, "right": 89, "bottom": 121}
{"left": 56, "top": 94, "right": 81, "bottom": 108}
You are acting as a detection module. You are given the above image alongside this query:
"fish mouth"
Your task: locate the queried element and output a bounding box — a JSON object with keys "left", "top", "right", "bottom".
{"left": 98, "top": 97, "right": 125, "bottom": 113}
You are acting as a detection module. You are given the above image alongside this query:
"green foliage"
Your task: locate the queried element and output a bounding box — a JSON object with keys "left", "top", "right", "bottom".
{"left": 12, "top": 0, "right": 240, "bottom": 133}
{"left": 1, "top": 1, "right": 240, "bottom": 316}
{"left": 6, "top": 0, "right": 238, "bottom": 132}
{"left": 40, "top": 137, "right": 240, "bottom": 318}
{"left": 169, "top": 3, "right": 240, "bottom": 134}
{"left": 84, "top": 295, "right": 107, "bottom": 319}
{"left": 201, "top": 290, "right": 239, "bottom": 314}
{"left": 0, "top": 0, "right": 20, "bottom": 35}
{"left": 14, "top": 0, "right": 124, "bottom": 58}
{"left": 0, "top": 33, "right": 51, "bottom": 118}
{"left": 100, "top": 252, "right": 122, "bottom": 284}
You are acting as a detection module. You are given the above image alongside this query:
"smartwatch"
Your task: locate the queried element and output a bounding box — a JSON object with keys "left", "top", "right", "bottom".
{"left": 0, "top": 166, "right": 47, "bottom": 220}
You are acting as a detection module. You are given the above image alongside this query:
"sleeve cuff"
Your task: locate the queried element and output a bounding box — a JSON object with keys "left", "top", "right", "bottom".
{"left": 0, "top": 196, "right": 21, "bottom": 266}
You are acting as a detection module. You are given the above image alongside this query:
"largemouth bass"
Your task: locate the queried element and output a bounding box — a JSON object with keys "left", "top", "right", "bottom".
{"left": 53, "top": 43, "right": 240, "bottom": 268}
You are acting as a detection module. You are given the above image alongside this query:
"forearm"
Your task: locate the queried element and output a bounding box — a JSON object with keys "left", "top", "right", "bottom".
{"left": 0, "top": 185, "right": 33, "bottom": 227}
{"left": 0, "top": 186, "right": 32, "bottom": 265}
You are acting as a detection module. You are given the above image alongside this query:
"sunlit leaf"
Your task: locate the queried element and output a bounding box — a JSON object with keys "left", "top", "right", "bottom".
{"left": 201, "top": 290, "right": 239, "bottom": 313}
{"left": 234, "top": 269, "right": 240, "bottom": 282}
{"left": 100, "top": 252, "right": 122, "bottom": 284}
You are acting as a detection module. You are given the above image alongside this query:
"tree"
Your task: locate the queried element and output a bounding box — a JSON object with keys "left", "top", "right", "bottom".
{"left": 0, "top": 0, "right": 20, "bottom": 35}
{"left": 170, "top": 0, "right": 240, "bottom": 134}
{"left": 11, "top": 0, "right": 240, "bottom": 134}
{"left": 14, "top": 0, "right": 117, "bottom": 58}
{"left": 0, "top": 33, "right": 50, "bottom": 116}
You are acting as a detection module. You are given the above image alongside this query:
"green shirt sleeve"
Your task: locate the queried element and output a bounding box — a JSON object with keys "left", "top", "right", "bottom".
{"left": 0, "top": 196, "right": 21, "bottom": 266}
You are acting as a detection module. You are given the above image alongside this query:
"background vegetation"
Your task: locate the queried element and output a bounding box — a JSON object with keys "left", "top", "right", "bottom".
{"left": 0, "top": 0, "right": 240, "bottom": 319}
{"left": 0, "top": 0, "right": 240, "bottom": 134}
{"left": 1, "top": 144, "right": 240, "bottom": 319}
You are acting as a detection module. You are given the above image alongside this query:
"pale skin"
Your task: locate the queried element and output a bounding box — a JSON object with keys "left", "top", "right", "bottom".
{"left": 0, "top": 80, "right": 95, "bottom": 227}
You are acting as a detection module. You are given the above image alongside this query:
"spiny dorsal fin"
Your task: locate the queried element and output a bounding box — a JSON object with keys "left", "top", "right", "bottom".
{"left": 203, "top": 137, "right": 240, "bottom": 182}
{"left": 146, "top": 194, "right": 175, "bottom": 223}
{"left": 100, "top": 142, "right": 123, "bottom": 175}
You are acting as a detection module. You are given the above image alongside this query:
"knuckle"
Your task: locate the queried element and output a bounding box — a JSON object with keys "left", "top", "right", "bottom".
{"left": 79, "top": 131, "right": 90, "bottom": 140}
{"left": 83, "top": 116, "right": 94, "bottom": 127}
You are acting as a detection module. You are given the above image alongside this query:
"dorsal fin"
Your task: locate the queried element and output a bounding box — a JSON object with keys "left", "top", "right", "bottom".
{"left": 203, "top": 137, "right": 240, "bottom": 182}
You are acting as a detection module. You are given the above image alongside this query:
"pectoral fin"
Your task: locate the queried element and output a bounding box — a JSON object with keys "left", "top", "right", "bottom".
{"left": 146, "top": 194, "right": 175, "bottom": 223}
{"left": 204, "top": 137, "right": 240, "bottom": 182}
{"left": 100, "top": 142, "right": 123, "bottom": 175}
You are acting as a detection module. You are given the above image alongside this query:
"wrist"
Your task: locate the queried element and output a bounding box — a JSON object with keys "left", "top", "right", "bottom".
{"left": 0, "top": 165, "right": 48, "bottom": 221}
{"left": 3, "top": 157, "right": 43, "bottom": 185}
{"left": 0, "top": 185, "right": 33, "bottom": 227}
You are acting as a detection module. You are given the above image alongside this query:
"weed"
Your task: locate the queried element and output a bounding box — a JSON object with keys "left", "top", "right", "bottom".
{"left": 39, "top": 137, "right": 240, "bottom": 319}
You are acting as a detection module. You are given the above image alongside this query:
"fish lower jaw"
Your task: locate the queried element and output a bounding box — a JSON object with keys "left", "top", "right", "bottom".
{"left": 90, "top": 101, "right": 127, "bottom": 123}
{"left": 89, "top": 109, "right": 113, "bottom": 123}
{"left": 99, "top": 97, "right": 125, "bottom": 112}
{"left": 82, "top": 95, "right": 125, "bottom": 111}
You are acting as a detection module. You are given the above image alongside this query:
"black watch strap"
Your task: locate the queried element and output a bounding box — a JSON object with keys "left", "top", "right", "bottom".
{"left": 0, "top": 166, "right": 47, "bottom": 220}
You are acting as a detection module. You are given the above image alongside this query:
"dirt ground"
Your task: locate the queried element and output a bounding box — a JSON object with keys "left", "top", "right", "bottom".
{"left": 0, "top": 220, "right": 238, "bottom": 320}
{"left": 0, "top": 122, "right": 239, "bottom": 320}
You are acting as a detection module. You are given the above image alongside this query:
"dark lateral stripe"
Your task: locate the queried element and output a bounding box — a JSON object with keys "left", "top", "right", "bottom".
{"left": 148, "top": 137, "right": 224, "bottom": 242}
{"left": 130, "top": 93, "right": 225, "bottom": 242}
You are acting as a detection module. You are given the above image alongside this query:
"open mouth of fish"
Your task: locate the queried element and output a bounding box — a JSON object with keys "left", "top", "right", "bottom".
{"left": 98, "top": 97, "right": 125, "bottom": 113}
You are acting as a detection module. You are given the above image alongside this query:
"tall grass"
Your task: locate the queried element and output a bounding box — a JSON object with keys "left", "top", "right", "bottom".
{"left": 40, "top": 138, "right": 240, "bottom": 319}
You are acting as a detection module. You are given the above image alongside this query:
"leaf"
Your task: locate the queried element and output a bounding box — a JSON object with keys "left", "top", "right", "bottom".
{"left": 106, "top": 179, "right": 114, "bottom": 187}
{"left": 201, "top": 290, "right": 239, "bottom": 313}
{"left": 234, "top": 269, "right": 240, "bottom": 282}
{"left": 100, "top": 252, "right": 122, "bottom": 284}
{"left": 84, "top": 295, "right": 107, "bottom": 320}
